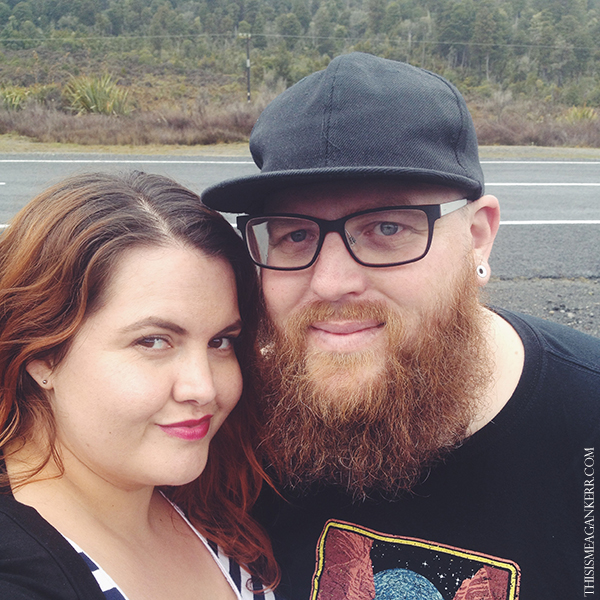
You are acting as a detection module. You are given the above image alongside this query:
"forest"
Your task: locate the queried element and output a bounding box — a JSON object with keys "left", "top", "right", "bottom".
{"left": 0, "top": 0, "right": 599, "bottom": 146}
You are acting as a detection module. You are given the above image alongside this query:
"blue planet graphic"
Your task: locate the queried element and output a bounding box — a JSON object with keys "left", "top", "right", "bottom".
{"left": 374, "top": 568, "right": 444, "bottom": 599}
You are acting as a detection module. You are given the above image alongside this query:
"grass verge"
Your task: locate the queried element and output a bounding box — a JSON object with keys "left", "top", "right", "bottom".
{"left": 1, "top": 133, "right": 600, "bottom": 160}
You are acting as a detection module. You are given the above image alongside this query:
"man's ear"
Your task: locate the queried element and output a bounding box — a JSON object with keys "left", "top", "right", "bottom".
{"left": 25, "top": 359, "right": 54, "bottom": 390}
{"left": 468, "top": 194, "right": 500, "bottom": 286}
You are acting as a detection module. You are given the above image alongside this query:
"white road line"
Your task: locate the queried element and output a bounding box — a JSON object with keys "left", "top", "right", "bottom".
{"left": 0, "top": 159, "right": 254, "bottom": 164}
{"left": 500, "top": 220, "right": 600, "bottom": 225}
{"left": 487, "top": 183, "right": 600, "bottom": 186}
{"left": 3, "top": 220, "right": 599, "bottom": 229}
{"left": 0, "top": 159, "right": 597, "bottom": 165}
{"left": 0, "top": 158, "right": 597, "bottom": 166}
{"left": 482, "top": 161, "right": 600, "bottom": 165}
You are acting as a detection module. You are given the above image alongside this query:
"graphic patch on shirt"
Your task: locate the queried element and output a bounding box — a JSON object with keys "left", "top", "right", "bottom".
{"left": 311, "top": 520, "right": 521, "bottom": 600}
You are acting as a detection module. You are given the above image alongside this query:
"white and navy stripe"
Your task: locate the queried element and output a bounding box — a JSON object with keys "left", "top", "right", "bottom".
{"left": 67, "top": 540, "right": 128, "bottom": 600}
{"left": 65, "top": 520, "right": 279, "bottom": 600}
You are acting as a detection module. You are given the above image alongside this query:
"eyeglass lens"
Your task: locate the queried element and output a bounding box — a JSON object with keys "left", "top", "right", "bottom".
{"left": 245, "top": 208, "right": 430, "bottom": 269}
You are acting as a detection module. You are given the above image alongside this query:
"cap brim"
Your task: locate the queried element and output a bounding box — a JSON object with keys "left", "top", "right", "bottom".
{"left": 201, "top": 166, "right": 483, "bottom": 213}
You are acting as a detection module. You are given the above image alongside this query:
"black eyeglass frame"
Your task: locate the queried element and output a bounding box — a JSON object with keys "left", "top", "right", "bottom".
{"left": 236, "top": 198, "right": 469, "bottom": 271}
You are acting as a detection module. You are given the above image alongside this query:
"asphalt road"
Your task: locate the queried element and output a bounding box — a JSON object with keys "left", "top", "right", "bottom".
{"left": 1, "top": 152, "right": 599, "bottom": 337}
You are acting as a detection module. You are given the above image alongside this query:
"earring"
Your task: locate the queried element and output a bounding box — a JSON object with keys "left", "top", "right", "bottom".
{"left": 42, "top": 379, "right": 48, "bottom": 385}
{"left": 476, "top": 264, "right": 488, "bottom": 278}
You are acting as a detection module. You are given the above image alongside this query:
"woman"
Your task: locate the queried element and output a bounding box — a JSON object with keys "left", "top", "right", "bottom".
{"left": 0, "top": 172, "right": 279, "bottom": 599}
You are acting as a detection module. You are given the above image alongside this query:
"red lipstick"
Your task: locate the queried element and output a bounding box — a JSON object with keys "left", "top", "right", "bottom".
{"left": 159, "top": 415, "right": 212, "bottom": 441}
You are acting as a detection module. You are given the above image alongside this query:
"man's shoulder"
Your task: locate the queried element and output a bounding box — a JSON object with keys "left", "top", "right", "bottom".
{"left": 495, "top": 308, "right": 600, "bottom": 437}
{"left": 496, "top": 307, "right": 600, "bottom": 375}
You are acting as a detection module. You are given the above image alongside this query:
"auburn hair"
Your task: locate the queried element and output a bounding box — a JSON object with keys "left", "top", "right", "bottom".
{"left": 0, "top": 171, "right": 279, "bottom": 588}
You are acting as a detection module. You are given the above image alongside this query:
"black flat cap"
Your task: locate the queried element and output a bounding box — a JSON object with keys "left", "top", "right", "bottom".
{"left": 201, "top": 52, "right": 484, "bottom": 213}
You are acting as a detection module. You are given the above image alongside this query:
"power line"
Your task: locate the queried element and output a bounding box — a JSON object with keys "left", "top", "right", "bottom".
{"left": 0, "top": 31, "right": 598, "bottom": 53}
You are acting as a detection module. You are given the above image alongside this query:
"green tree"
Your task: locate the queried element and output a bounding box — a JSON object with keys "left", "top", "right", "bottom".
{"left": 12, "top": 1, "right": 33, "bottom": 23}
{"left": 18, "top": 19, "right": 39, "bottom": 47}
{"left": 277, "top": 12, "right": 302, "bottom": 48}
{"left": 471, "top": 0, "right": 511, "bottom": 80}
{"left": 264, "top": 42, "right": 293, "bottom": 83}
{"left": 149, "top": 4, "right": 174, "bottom": 54}
{"left": 0, "top": 2, "right": 11, "bottom": 25}
{"left": 238, "top": 18, "right": 251, "bottom": 33}
{"left": 367, "top": 0, "right": 386, "bottom": 33}
{"left": 313, "top": 3, "right": 335, "bottom": 55}
{"left": 106, "top": 3, "right": 126, "bottom": 34}
{"left": 75, "top": 0, "right": 96, "bottom": 27}
{"left": 252, "top": 12, "right": 267, "bottom": 48}
{"left": 436, "top": 0, "right": 476, "bottom": 68}
{"left": 244, "top": 0, "right": 260, "bottom": 24}
{"left": 292, "top": 0, "right": 311, "bottom": 30}
{"left": 532, "top": 0, "right": 586, "bottom": 23}
{"left": 557, "top": 13, "right": 592, "bottom": 74}
{"left": 383, "top": 2, "right": 404, "bottom": 36}
{"left": 529, "top": 10, "right": 558, "bottom": 81}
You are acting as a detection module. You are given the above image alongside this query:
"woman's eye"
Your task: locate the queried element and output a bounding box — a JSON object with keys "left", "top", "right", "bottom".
{"left": 137, "top": 337, "right": 170, "bottom": 350}
{"left": 208, "top": 337, "right": 234, "bottom": 350}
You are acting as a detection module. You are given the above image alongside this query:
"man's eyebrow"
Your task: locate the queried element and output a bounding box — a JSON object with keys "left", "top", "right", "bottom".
{"left": 118, "top": 318, "right": 187, "bottom": 336}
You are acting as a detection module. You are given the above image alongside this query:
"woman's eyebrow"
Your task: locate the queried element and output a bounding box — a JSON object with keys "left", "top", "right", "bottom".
{"left": 118, "top": 317, "right": 187, "bottom": 336}
{"left": 214, "top": 320, "right": 243, "bottom": 337}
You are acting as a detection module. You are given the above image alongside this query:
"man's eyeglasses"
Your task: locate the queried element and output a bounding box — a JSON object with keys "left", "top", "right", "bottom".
{"left": 236, "top": 199, "right": 468, "bottom": 271}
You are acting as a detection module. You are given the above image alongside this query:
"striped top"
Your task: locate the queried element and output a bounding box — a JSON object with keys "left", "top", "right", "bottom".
{"left": 64, "top": 498, "right": 277, "bottom": 600}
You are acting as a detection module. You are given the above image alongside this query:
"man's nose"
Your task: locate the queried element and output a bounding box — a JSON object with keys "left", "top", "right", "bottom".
{"left": 309, "top": 232, "right": 369, "bottom": 302}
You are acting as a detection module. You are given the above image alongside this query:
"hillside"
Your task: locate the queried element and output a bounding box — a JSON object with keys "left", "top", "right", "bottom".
{"left": 0, "top": 0, "right": 598, "bottom": 145}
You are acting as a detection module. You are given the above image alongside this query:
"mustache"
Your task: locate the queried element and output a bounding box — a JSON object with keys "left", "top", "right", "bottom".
{"left": 282, "top": 300, "right": 404, "bottom": 341}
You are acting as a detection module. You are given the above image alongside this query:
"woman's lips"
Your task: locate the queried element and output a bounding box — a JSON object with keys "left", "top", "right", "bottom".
{"left": 309, "top": 320, "right": 384, "bottom": 352}
{"left": 158, "top": 415, "right": 212, "bottom": 441}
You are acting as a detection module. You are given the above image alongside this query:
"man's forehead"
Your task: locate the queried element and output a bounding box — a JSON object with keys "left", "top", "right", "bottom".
{"left": 263, "top": 179, "right": 464, "bottom": 217}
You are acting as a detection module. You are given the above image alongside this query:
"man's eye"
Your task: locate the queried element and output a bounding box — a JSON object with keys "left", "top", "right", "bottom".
{"left": 377, "top": 222, "right": 401, "bottom": 236}
{"left": 208, "top": 337, "right": 234, "bottom": 350}
{"left": 137, "top": 337, "right": 170, "bottom": 350}
{"left": 289, "top": 229, "right": 308, "bottom": 242}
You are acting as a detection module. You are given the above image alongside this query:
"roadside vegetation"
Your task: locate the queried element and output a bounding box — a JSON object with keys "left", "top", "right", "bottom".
{"left": 0, "top": 0, "right": 598, "bottom": 147}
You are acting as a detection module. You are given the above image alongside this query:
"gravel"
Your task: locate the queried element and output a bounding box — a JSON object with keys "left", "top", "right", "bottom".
{"left": 484, "top": 277, "right": 600, "bottom": 338}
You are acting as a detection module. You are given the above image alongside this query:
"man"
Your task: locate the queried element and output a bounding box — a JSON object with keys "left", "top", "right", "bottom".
{"left": 202, "top": 53, "right": 600, "bottom": 600}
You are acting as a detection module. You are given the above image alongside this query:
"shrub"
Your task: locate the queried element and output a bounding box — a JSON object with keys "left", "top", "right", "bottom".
{"left": 63, "top": 74, "right": 132, "bottom": 115}
{"left": 0, "top": 86, "right": 30, "bottom": 110}
{"left": 561, "top": 105, "right": 598, "bottom": 124}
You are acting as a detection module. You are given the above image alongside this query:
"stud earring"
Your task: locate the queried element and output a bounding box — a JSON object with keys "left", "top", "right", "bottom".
{"left": 476, "top": 264, "right": 488, "bottom": 278}
{"left": 42, "top": 379, "right": 48, "bottom": 385}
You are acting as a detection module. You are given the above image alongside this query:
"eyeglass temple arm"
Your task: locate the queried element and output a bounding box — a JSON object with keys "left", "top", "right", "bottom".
{"left": 439, "top": 198, "right": 468, "bottom": 217}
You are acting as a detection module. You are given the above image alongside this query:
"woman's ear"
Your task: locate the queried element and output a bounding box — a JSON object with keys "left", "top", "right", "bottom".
{"left": 26, "top": 359, "right": 54, "bottom": 389}
{"left": 468, "top": 195, "right": 500, "bottom": 286}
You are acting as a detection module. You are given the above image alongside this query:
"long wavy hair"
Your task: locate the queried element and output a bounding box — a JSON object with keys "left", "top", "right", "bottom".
{"left": 0, "top": 171, "right": 278, "bottom": 588}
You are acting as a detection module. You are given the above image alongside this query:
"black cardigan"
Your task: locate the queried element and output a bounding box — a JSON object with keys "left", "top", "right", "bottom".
{"left": 0, "top": 470, "right": 105, "bottom": 600}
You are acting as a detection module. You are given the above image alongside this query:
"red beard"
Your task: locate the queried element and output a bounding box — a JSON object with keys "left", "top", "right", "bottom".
{"left": 253, "top": 261, "right": 492, "bottom": 498}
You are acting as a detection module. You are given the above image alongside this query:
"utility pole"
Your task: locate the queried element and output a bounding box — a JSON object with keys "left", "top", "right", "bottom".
{"left": 238, "top": 32, "right": 252, "bottom": 103}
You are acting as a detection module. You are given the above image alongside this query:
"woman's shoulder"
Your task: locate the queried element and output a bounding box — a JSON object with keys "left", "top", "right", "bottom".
{"left": 210, "top": 544, "right": 282, "bottom": 600}
{"left": 166, "top": 497, "right": 280, "bottom": 600}
{"left": 0, "top": 493, "right": 106, "bottom": 600}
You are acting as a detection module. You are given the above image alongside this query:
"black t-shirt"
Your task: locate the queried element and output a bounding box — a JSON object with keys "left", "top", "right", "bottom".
{"left": 256, "top": 310, "right": 600, "bottom": 600}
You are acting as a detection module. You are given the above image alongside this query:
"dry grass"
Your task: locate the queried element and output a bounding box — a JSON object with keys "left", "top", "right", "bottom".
{"left": 0, "top": 102, "right": 265, "bottom": 146}
{"left": 0, "top": 77, "right": 287, "bottom": 146}
{"left": 476, "top": 115, "right": 600, "bottom": 147}
{"left": 0, "top": 89, "right": 599, "bottom": 149}
{"left": 471, "top": 95, "right": 600, "bottom": 148}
